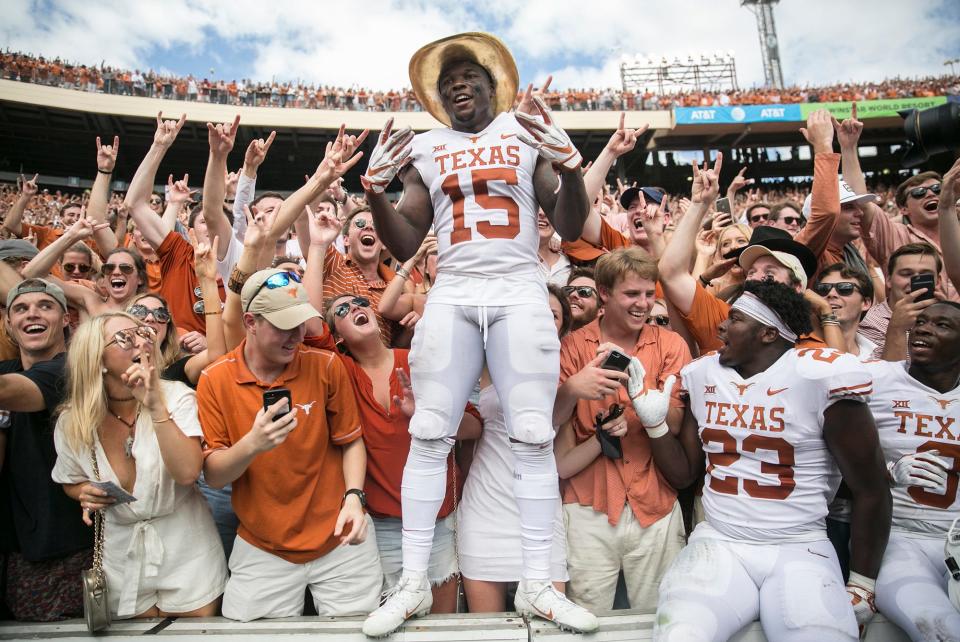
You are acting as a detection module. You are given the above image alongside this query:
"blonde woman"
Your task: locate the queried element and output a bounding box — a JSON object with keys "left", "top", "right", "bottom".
{"left": 51, "top": 312, "right": 226, "bottom": 619}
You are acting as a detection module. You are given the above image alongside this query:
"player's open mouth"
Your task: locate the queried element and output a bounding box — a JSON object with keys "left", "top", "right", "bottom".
{"left": 23, "top": 323, "right": 46, "bottom": 335}
{"left": 453, "top": 93, "right": 472, "bottom": 105}
{"left": 353, "top": 311, "right": 370, "bottom": 326}
{"left": 910, "top": 338, "right": 931, "bottom": 349}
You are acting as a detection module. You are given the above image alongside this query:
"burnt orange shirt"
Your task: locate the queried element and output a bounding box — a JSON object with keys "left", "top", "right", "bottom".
{"left": 676, "top": 281, "right": 827, "bottom": 353}
{"left": 157, "top": 231, "right": 225, "bottom": 335}
{"left": 562, "top": 217, "right": 629, "bottom": 263}
{"left": 198, "top": 341, "right": 362, "bottom": 563}
{"left": 559, "top": 320, "right": 691, "bottom": 527}
{"left": 322, "top": 246, "right": 398, "bottom": 346}
{"left": 338, "top": 349, "right": 476, "bottom": 519}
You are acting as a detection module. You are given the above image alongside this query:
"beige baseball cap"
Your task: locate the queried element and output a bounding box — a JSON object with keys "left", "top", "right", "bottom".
{"left": 738, "top": 246, "right": 808, "bottom": 290}
{"left": 240, "top": 268, "right": 319, "bottom": 330}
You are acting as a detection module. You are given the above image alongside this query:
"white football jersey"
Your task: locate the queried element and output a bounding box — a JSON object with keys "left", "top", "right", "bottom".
{"left": 681, "top": 348, "right": 872, "bottom": 542}
{"left": 865, "top": 360, "right": 960, "bottom": 535}
{"left": 409, "top": 112, "right": 545, "bottom": 306}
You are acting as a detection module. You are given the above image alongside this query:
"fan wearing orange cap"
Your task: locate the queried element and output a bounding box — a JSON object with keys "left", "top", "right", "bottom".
{"left": 360, "top": 33, "right": 596, "bottom": 636}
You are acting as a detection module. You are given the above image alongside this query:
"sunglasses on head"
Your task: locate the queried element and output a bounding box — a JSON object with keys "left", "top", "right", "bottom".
{"left": 908, "top": 184, "right": 941, "bottom": 199}
{"left": 646, "top": 314, "right": 670, "bottom": 326}
{"left": 128, "top": 303, "right": 171, "bottom": 324}
{"left": 814, "top": 281, "right": 860, "bottom": 297}
{"left": 102, "top": 263, "right": 135, "bottom": 275}
{"left": 62, "top": 262, "right": 91, "bottom": 274}
{"left": 333, "top": 296, "right": 371, "bottom": 318}
{"left": 106, "top": 325, "right": 157, "bottom": 350}
{"left": 562, "top": 285, "right": 597, "bottom": 299}
{"left": 245, "top": 271, "right": 303, "bottom": 311}
{"left": 750, "top": 213, "right": 769, "bottom": 223}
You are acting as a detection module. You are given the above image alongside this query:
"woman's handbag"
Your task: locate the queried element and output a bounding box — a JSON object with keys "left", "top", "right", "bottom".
{"left": 81, "top": 446, "right": 111, "bottom": 633}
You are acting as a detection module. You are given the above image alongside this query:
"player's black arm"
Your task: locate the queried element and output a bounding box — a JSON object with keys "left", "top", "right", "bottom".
{"left": 534, "top": 158, "right": 590, "bottom": 242}
{"left": 366, "top": 167, "right": 433, "bottom": 262}
{"left": 823, "top": 400, "right": 891, "bottom": 579}
{"left": 647, "top": 404, "right": 705, "bottom": 490}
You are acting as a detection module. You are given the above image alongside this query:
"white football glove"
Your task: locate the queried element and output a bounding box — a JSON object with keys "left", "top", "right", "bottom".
{"left": 846, "top": 571, "right": 877, "bottom": 631}
{"left": 515, "top": 95, "right": 582, "bottom": 172}
{"left": 888, "top": 450, "right": 950, "bottom": 490}
{"left": 361, "top": 118, "right": 414, "bottom": 194}
{"left": 629, "top": 369, "right": 676, "bottom": 439}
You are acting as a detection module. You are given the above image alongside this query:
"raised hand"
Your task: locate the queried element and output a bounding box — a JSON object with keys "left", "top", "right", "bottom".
{"left": 207, "top": 114, "right": 241, "bottom": 158}
{"left": 243, "top": 130, "right": 276, "bottom": 171}
{"left": 938, "top": 156, "right": 960, "bottom": 210}
{"left": 66, "top": 209, "right": 110, "bottom": 241}
{"left": 626, "top": 356, "right": 647, "bottom": 401}
{"left": 189, "top": 228, "right": 220, "bottom": 281}
{"left": 18, "top": 173, "right": 39, "bottom": 197}
{"left": 224, "top": 170, "right": 239, "bottom": 201}
{"left": 695, "top": 228, "right": 718, "bottom": 256}
{"left": 122, "top": 341, "right": 165, "bottom": 414}
{"left": 799, "top": 109, "right": 835, "bottom": 154}
{"left": 832, "top": 102, "right": 863, "bottom": 151}
{"left": 516, "top": 75, "right": 552, "bottom": 116}
{"left": 726, "top": 166, "right": 751, "bottom": 194}
{"left": 306, "top": 204, "right": 341, "bottom": 247}
{"left": 392, "top": 368, "right": 416, "bottom": 418}
{"left": 242, "top": 205, "right": 270, "bottom": 249}
{"left": 362, "top": 117, "right": 413, "bottom": 193}
{"left": 166, "top": 173, "right": 197, "bottom": 205}
{"left": 154, "top": 112, "right": 187, "bottom": 148}
{"left": 691, "top": 152, "right": 723, "bottom": 205}
{"left": 96, "top": 136, "right": 120, "bottom": 173}
{"left": 515, "top": 95, "right": 582, "bottom": 172}
{"left": 604, "top": 112, "right": 649, "bottom": 158}
{"left": 314, "top": 124, "right": 369, "bottom": 188}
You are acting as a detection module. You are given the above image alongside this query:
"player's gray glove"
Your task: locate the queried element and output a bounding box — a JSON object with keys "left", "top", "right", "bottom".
{"left": 361, "top": 117, "right": 414, "bottom": 194}
{"left": 627, "top": 356, "right": 674, "bottom": 439}
{"left": 515, "top": 95, "right": 582, "bottom": 172}
{"left": 888, "top": 450, "right": 950, "bottom": 490}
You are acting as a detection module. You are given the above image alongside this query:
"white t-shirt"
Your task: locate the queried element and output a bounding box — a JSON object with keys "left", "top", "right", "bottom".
{"left": 681, "top": 348, "right": 872, "bottom": 542}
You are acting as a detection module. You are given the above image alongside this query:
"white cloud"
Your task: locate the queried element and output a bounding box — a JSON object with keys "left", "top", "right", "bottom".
{"left": 1, "top": 0, "right": 957, "bottom": 91}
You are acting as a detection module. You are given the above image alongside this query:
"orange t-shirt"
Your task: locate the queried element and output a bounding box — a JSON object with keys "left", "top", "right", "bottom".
{"left": 338, "top": 349, "right": 473, "bottom": 519}
{"left": 145, "top": 259, "right": 162, "bottom": 292}
{"left": 157, "top": 231, "right": 225, "bottom": 335}
{"left": 198, "top": 341, "right": 362, "bottom": 563}
{"left": 559, "top": 320, "right": 691, "bottom": 527}
{"left": 676, "top": 281, "right": 827, "bottom": 353}
{"left": 322, "top": 246, "right": 398, "bottom": 346}
{"left": 562, "top": 217, "right": 629, "bottom": 263}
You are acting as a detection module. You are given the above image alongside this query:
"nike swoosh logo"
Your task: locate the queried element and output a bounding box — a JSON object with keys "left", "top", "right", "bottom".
{"left": 767, "top": 387, "right": 788, "bottom": 396}
{"left": 501, "top": 133, "right": 517, "bottom": 139}
{"left": 404, "top": 597, "right": 424, "bottom": 618}
{"left": 533, "top": 605, "right": 554, "bottom": 620}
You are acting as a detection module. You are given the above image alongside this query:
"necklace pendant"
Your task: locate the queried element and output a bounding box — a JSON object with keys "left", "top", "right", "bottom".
{"left": 124, "top": 435, "right": 134, "bottom": 458}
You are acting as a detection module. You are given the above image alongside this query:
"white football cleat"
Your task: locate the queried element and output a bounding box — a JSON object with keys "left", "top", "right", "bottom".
{"left": 514, "top": 579, "right": 599, "bottom": 633}
{"left": 362, "top": 573, "right": 432, "bottom": 638}
{"left": 946, "top": 517, "right": 960, "bottom": 611}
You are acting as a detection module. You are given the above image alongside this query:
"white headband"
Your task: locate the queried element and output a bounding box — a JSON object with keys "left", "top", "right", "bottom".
{"left": 731, "top": 291, "right": 798, "bottom": 343}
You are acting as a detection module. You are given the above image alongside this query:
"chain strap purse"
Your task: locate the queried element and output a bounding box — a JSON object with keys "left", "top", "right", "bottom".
{"left": 81, "top": 444, "right": 111, "bottom": 633}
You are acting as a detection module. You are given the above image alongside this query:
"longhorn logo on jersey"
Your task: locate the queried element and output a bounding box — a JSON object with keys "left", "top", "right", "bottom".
{"left": 930, "top": 397, "right": 956, "bottom": 411}
{"left": 731, "top": 382, "right": 756, "bottom": 396}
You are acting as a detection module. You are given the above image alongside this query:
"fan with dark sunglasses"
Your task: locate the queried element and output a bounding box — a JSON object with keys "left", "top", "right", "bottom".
{"left": 814, "top": 282, "right": 860, "bottom": 297}
{"left": 646, "top": 315, "right": 670, "bottom": 326}
{"left": 128, "top": 304, "right": 172, "bottom": 323}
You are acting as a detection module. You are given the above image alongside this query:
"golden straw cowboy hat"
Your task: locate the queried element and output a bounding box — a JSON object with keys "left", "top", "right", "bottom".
{"left": 409, "top": 32, "right": 519, "bottom": 127}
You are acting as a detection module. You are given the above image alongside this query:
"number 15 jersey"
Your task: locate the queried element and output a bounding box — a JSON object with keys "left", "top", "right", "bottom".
{"left": 680, "top": 348, "right": 873, "bottom": 543}
{"left": 409, "top": 112, "right": 545, "bottom": 306}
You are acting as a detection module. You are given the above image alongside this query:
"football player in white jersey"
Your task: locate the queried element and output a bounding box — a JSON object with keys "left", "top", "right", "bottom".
{"left": 360, "top": 33, "right": 594, "bottom": 637}
{"left": 867, "top": 300, "right": 960, "bottom": 641}
{"left": 634, "top": 280, "right": 891, "bottom": 641}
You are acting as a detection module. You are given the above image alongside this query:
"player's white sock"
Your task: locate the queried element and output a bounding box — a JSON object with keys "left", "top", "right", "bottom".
{"left": 510, "top": 439, "right": 559, "bottom": 582}
{"left": 400, "top": 436, "right": 453, "bottom": 573}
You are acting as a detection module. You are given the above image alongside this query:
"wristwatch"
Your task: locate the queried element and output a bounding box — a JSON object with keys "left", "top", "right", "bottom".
{"left": 343, "top": 488, "right": 367, "bottom": 508}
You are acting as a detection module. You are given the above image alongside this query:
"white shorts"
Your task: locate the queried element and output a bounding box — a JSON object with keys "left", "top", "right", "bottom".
{"left": 875, "top": 530, "right": 960, "bottom": 641}
{"left": 564, "top": 502, "right": 685, "bottom": 611}
{"left": 374, "top": 513, "right": 458, "bottom": 588}
{"left": 408, "top": 301, "right": 560, "bottom": 444}
{"left": 655, "top": 522, "right": 858, "bottom": 642}
{"left": 222, "top": 518, "right": 382, "bottom": 621}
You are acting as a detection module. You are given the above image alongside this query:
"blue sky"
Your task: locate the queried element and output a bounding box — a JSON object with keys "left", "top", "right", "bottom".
{"left": 4, "top": 0, "right": 959, "bottom": 91}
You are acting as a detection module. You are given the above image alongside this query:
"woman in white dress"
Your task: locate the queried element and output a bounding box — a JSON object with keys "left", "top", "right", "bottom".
{"left": 458, "top": 285, "right": 573, "bottom": 611}
{"left": 52, "top": 311, "right": 227, "bottom": 619}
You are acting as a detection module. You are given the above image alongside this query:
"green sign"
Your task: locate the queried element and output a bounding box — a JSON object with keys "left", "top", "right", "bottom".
{"left": 799, "top": 96, "right": 947, "bottom": 120}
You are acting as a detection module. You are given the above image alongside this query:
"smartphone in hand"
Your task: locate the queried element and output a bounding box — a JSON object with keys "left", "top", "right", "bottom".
{"left": 910, "top": 274, "right": 935, "bottom": 301}
{"left": 262, "top": 388, "right": 292, "bottom": 419}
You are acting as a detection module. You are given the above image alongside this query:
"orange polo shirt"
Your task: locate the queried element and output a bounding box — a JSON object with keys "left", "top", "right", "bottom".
{"left": 198, "top": 341, "right": 362, "bottom": 563}
{"left": 559, "top": 320, "right": 691, "bottom": 527}
{"left": 676, "top": 280, "right": 827, "bottom": 353}
{"left": 338, "top": 349, "right": 479, "bottom": 519}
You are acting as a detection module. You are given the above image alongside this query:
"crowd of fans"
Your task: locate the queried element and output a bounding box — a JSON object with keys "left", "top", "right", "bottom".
{"left": 4, "top": 51, "right": 958, "bottom": 113}
{"left": 0, "top": 94, "right": 957, "bottom": 639}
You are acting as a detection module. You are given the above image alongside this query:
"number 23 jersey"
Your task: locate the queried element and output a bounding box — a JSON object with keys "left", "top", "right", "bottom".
{"left": 681, "top": 348, "right": 873, "bottom": 542}
{"left": 864, "top": 359, "right": 960, "bottom": 535}
{"left": 409, "top": 112, "right": 544, "bottom": 306}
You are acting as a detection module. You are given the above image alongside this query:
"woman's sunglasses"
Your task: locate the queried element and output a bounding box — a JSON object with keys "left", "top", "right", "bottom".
{"left": 102, "top": 263, "right": 136, "bottom": 275}
{"left": 62, "top": 262, "right": 91, "bottom": 274}
{"left": 106, "top": 325, "right": 157, "bottom": 350}
{"left": 333, "top": 296, "right": 371, "bottom": 318}
{"left": 646, "top": 315, "right": 670, "bottom": 326}
{"left": 128, "top": 304, "right": 171, "bottom": 324}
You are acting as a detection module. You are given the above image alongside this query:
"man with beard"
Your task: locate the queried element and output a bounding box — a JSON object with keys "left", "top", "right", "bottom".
{"left": 563, "top": 267, "right": 600, "bottom": 331}
{"left": 360, "top": 32, "right": 595, "bottom": 636}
